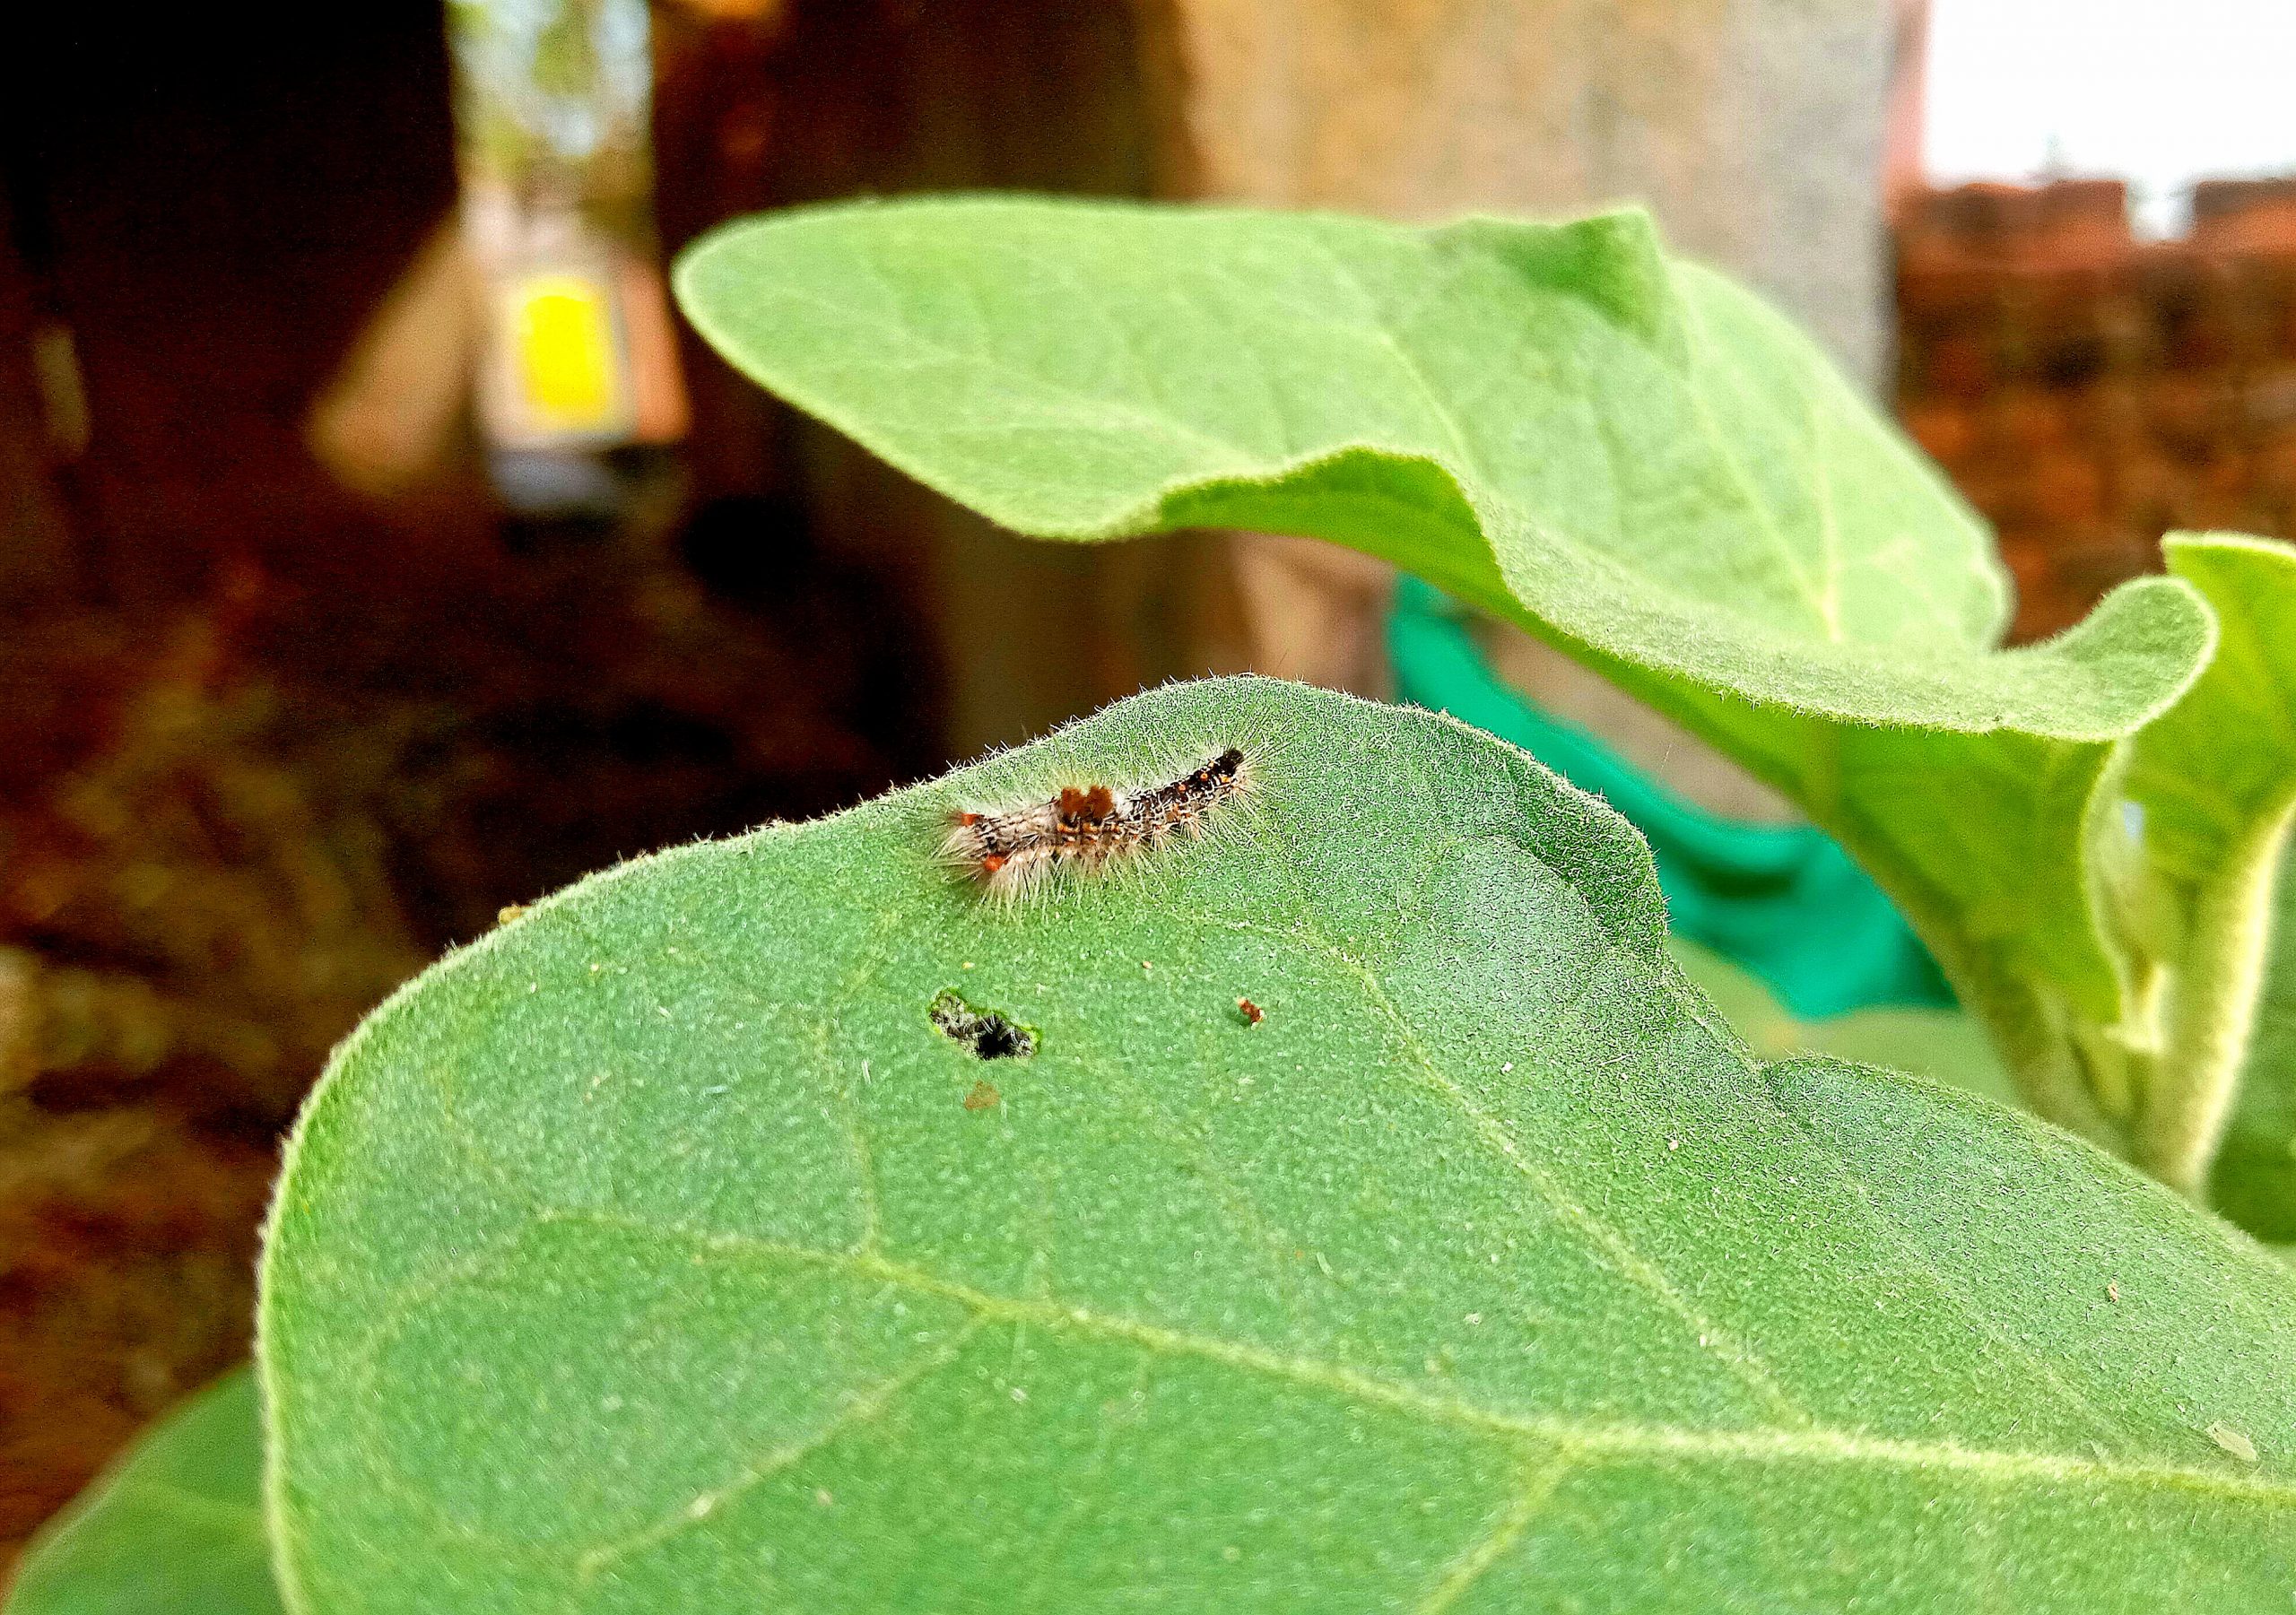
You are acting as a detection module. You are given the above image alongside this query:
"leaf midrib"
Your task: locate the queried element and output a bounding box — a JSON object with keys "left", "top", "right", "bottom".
{"left": 521, "top": 1208, "right": 2296, "bottom": 1509}
{"left": 1223, "top": 912, "right": 1807, "bottom": 1425}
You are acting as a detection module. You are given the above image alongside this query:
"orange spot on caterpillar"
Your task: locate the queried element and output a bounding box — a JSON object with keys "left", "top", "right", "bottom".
{"left": 979, "top": 854, "right": 1006, "bottom": 873}
{"left": 1057, "top": 785, "right": 1115, "bottom": 821}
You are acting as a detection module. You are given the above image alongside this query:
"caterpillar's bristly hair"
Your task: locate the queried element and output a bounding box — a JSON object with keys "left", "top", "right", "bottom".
{"left": 943, "top": 747, "right": 1253, "bottom": 903}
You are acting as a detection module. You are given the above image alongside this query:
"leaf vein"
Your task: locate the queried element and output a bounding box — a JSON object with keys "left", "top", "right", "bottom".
{"left": 539, "top": 1212, "right": 2296, "bottom": 1511}
{"left": 575, "top": 1316, "right": 985, "bottom": 1576}
{"left": 1410, "top": 1455, "right": 1572, "bottom": 1615}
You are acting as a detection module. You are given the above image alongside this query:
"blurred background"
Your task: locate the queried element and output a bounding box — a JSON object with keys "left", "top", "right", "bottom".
{"left": 3, "top": 0, "right": 2292, "bottom": 1569}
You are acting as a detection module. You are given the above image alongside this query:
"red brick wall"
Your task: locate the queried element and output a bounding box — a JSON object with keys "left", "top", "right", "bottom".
{"left": 1896, "top": 177, "right": 2296, "bottom": 639}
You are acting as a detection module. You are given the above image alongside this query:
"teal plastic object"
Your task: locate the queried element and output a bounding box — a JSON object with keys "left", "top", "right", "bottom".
{"left": 1389, "top": 577, "right": 1953, "bottom": 1020}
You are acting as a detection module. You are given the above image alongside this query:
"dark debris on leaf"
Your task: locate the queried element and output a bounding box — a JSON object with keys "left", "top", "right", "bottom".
{"left": 930, "top": 989, "right": 1037, "bottom": 1060}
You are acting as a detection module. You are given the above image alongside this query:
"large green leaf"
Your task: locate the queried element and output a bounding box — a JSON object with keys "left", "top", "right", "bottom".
{"left": 2121, "top": 535, "right": 2296, "bottom": 1213}
{"left": 5, "top": 1369, "right": 279, "bottom": 1615}
{"left": 262, "top": 678, "right": 2296, "bottom": 1611}
{"left": 672, "top": 196, "right": 2213, "bottom": 1136}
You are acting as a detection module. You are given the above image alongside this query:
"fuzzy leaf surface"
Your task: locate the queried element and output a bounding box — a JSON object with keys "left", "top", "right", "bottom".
{"left": 2126, "top": 536, "right": 2296, "bottom": 894}
{"left": 673, "top": 196, "right": 2213, "bottom": 1123}
{"left": 261, "top": 678, "right": 2296, "bottom": 1612}
{"left": 5, "top": 1370, "right": 279, "bottom": 1615}
{"left": 2127, "top": 536, "right": 2296, "bottom": 1220}
{"left": 2216, "top": 855, "right": 2296, "bottom": 1237}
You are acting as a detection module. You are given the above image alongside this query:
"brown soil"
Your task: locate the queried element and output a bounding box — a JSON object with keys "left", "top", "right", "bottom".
{"left": 0, "top": 3, "right": 944, "bottom": 1569}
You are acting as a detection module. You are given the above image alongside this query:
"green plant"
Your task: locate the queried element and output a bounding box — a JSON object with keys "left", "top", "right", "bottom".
{"left": 16, "top": 199, "right": 2296, "bottom": 1611}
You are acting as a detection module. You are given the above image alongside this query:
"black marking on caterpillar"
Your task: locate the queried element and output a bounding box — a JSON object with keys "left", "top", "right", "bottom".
{"left": 942, "top": 747, "right": 1253, "bottom": 902}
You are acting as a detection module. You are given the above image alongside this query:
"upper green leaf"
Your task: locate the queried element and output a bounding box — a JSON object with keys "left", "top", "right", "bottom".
{"left": 5, "top": 1369, "right": 280, "bottom": 1615}
{"left": 677, "top": 198, "right": 2202, "bottom": 737}
{"left": 2126, "top": 536, "right": 2296, "bottom": 890}
{"left": 262, "top": 678, "right": 2296, "bottom": 1612}
{"left": 673, "top": 196, "right": 2213, "bottom": 1130}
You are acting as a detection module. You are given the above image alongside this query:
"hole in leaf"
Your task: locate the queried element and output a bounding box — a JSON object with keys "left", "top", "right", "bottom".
{"left": 929, "top": 989, "right": 1037, "bottom": 1060}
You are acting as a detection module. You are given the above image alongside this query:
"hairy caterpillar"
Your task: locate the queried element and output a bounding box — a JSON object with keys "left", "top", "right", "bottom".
{"left": 942, "top": 747, "right": 1253, "bottom": 902}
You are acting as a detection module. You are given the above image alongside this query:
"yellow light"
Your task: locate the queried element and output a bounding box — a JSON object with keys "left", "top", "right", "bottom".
{"left": 509, "top": 272, "right": 622, "bottom": 430}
